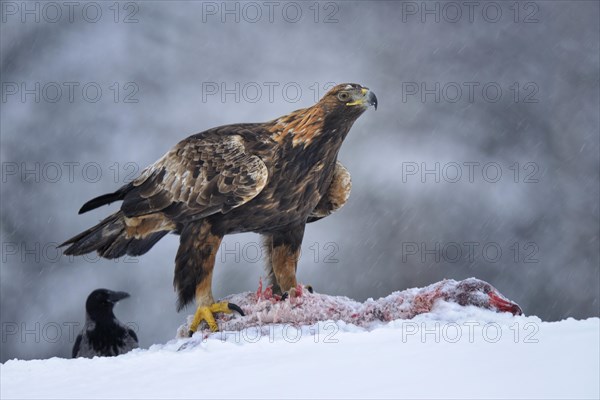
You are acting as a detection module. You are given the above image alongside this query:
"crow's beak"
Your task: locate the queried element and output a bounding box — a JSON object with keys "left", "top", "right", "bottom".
{"left": 108, "top": 291, "right": 131, "bottom": 303}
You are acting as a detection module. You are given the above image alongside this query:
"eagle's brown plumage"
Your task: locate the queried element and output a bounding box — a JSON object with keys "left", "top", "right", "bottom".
{"left": 61, "top": 83, "right": 377, "bottom": 323}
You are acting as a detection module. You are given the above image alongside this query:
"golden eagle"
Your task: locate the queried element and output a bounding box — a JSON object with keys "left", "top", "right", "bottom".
{"left": 61, "top": 83, "right": 377, "bottom": 334}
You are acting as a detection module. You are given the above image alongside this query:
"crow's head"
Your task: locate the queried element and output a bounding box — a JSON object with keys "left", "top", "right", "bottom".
{"left": 86, "top": 289, "right": 130, "bottom": 322}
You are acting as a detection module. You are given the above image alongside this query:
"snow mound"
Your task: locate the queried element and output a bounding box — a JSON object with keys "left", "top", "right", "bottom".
{"left": 177, "top": 277, "right": 522, "bottom": 338}
{"left": 2, "top": 278, "right": 598, "bottom": 399}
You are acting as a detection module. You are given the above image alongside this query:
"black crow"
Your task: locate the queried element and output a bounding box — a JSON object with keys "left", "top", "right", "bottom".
{"left": 72, "top": 289, "right": 139, "bottom": 358}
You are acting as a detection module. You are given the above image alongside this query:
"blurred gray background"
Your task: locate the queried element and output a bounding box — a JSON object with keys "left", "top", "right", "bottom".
{"left": 1, "top": 1, "right": 598, "bottom": 362}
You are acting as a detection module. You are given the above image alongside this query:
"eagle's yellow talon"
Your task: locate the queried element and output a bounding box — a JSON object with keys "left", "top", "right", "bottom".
{"left": 189, "top": 302, "right": 244, "bottom": 334}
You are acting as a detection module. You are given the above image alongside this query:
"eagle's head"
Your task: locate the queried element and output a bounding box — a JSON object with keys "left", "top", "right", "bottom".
{"left": 269, "top": 83, "right": 377, "bottom": 147}
{"left": 319, "top": 83, "right": 378, "bottom": 116}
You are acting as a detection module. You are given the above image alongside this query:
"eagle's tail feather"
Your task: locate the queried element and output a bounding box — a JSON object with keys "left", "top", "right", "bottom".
{"left": 78, "top": 183, "right": 133, "bottom": 214}
{"left": 99, "top": 231, "right": 168, "bottom": 258}
{"left": 126, "top": 231, "right": 169, "bottom": 256}
{"left": 60, "top": 212, "right": 126, "bottom": 257}
{"left": 61, "top": 212, "right": 169, "bottom": 259}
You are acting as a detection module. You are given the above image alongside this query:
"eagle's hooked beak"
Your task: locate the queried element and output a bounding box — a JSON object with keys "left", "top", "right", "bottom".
{"left": 347, "top": 88, "right": 378, "bottom": 110}
{"left": 365, "top": 89, "right": 378, "bottom": 110}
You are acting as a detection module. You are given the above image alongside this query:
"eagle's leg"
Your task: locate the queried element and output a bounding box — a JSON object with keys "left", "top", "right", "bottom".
{"left": 189, "top": 302, "right": 244, "bottom": 334}
{"left": 262, "top": 235, "right": 282, "bottom": 295}
{"left": 174, "top": 222, "right": 243, "bottom": 336}
{"left": 264, "top": 226, "right": 307, "bottom": 299}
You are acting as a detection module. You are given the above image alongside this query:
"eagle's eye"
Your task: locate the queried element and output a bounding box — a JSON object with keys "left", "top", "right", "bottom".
{"left": 337, "top": 92, "right": 350, "bottom": 102}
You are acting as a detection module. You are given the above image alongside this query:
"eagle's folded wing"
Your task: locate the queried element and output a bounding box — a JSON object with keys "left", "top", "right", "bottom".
{"left": 308, "top": 160, "right": 351, "bottom": 222}
{"left": 121, "top": 132, "right": 268, "bottom": 219}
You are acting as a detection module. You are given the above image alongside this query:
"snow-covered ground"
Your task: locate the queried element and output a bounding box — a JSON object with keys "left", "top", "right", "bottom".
{"left": 2, "top": 282, "right": 599, "bottom": 399}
